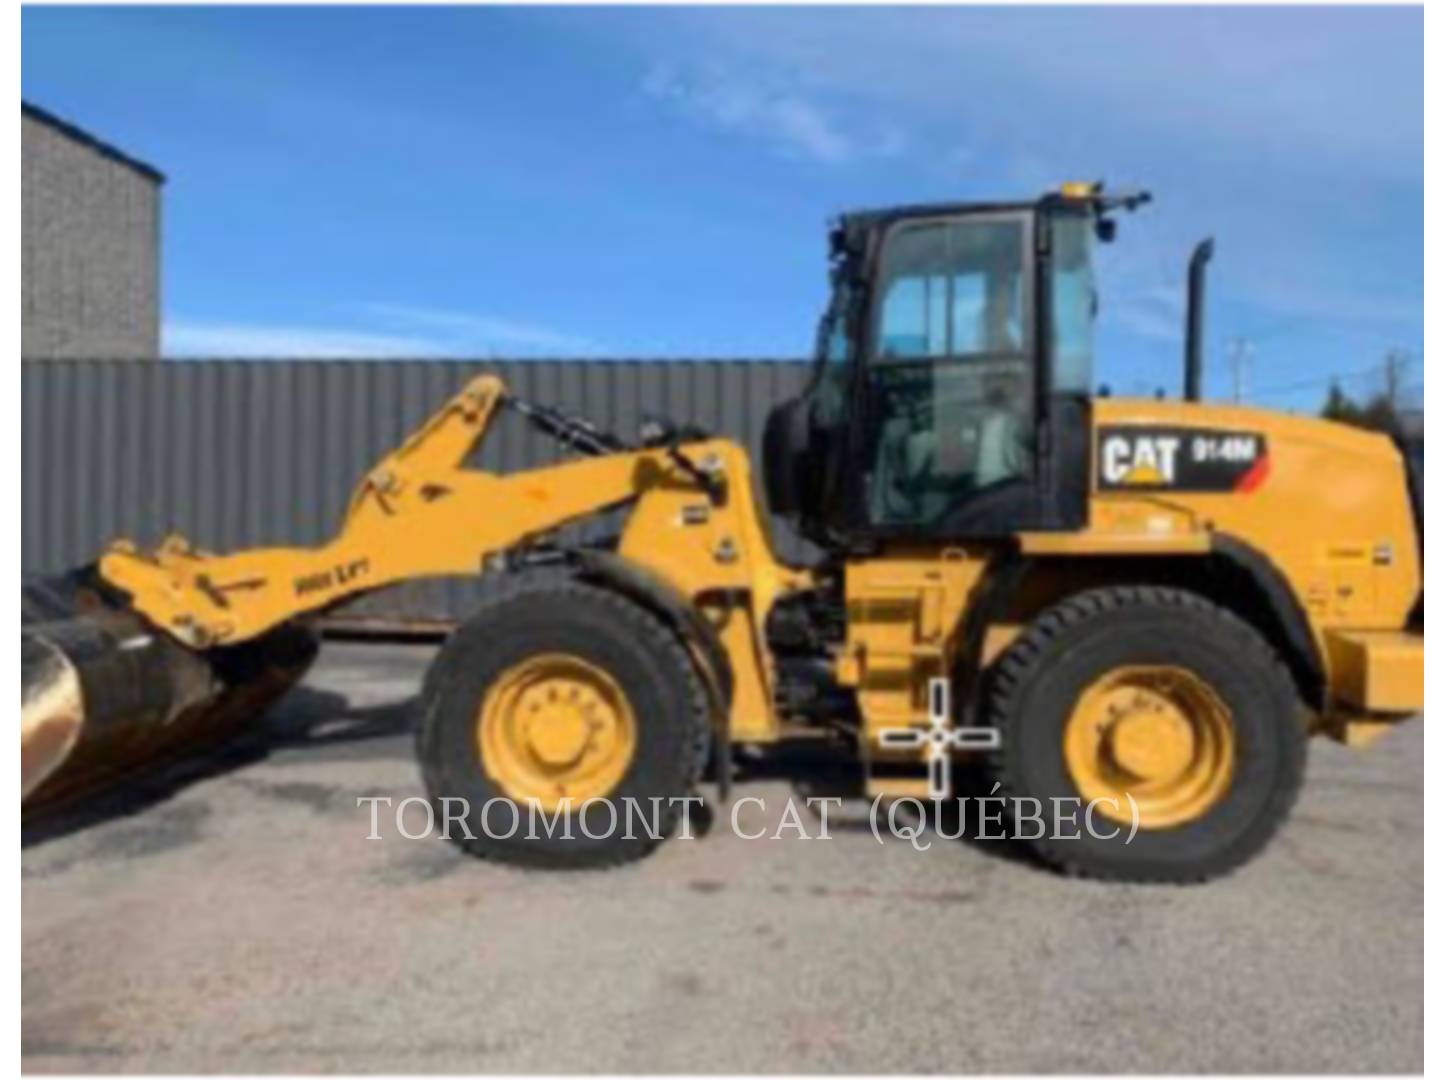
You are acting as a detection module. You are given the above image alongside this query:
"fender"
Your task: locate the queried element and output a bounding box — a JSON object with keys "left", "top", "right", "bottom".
{"left": 569, "top": 549, "right": 736, "bottom": 793}
{"left": 966, "top": 537, "right": 1327, "bottom": 714}
{"left": 952, "top": 550, "right": 1032, "bottom": 715}
{"left": 1211, "top": 533, "right": 1327, "bottom": 710}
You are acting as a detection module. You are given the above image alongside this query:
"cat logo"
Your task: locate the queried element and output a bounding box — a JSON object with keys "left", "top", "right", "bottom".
{"left": 1101, "top": 434, "right": 1181, "bottom": 487}
{"left": 1097, "top": 426, "right": 1269, "bottom": 494}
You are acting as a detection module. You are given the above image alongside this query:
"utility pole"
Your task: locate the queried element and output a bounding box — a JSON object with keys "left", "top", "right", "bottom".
{"left": 1226, "top": 337, "right": 1253, "bottom": 404}
{"left": 1383, "top": 348, "right": 1411, "bottom": 408}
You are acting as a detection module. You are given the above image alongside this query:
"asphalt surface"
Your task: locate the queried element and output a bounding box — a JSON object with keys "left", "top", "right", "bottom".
{"left": 22, "top": 642, "right": 1424, "bottom": 1073}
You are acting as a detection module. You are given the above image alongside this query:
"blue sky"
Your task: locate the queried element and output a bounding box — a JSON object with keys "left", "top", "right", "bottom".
{"left": 22, "top": 5, "right": 1422, "bottom": 410}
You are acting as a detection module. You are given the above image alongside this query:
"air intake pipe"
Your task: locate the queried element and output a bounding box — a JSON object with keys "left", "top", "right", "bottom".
{"left": 1184, "top": 238, "right": 1214, "bottom": 402}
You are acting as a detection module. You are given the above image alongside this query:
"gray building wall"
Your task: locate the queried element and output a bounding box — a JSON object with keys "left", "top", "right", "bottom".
{"left": 22, "top": 358, "right": 812, "bottom": 629}
{"left": 22, "top": 104, "right": 163, "bottom": 359}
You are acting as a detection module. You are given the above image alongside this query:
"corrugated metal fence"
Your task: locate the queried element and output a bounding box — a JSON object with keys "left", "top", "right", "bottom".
{"left": 22, "top": 358, "right": 811, "bottom": 628}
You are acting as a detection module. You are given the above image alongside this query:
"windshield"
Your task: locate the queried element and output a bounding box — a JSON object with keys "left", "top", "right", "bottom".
{"left": 813, "top": 285, "right": 848, "bottom": 363}
{"left": 811, "top": 262, "right": 857, "bottom": 427}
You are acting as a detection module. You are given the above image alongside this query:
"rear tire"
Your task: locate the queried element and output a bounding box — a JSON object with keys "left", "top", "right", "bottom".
{"left": 417, "top": 581, "right": 711, "bottom": 869}
{"left": 987, "top": 586, "right": 1305, "bottom": 883}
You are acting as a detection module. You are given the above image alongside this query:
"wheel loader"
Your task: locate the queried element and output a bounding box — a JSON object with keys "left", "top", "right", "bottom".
{"left": 21, "top": 184, "right": 1424, "bottom": 881}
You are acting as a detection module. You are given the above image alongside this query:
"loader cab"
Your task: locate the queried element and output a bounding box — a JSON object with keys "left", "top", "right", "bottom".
{"left": 765, "top": 185, "right": 1134, "bottom": 546}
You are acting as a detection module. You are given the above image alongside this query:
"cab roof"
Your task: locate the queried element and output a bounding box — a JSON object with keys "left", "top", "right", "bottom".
{"left": 833, "top": 184, "right": 1148, "bottom": 254}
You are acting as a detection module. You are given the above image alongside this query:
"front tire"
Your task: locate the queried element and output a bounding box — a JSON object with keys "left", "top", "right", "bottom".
{"left": 417, "top": 582, "right": 711, "bottom": 869}
{"left": 987, "top": 586, "right": 1306, "bottom": 883}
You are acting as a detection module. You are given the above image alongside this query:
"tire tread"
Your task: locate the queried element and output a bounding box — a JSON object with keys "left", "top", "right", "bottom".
{"left": 416, "top": 577, "right": 711, "bottom": 870}
{"left": 988, "top": 585, "right": 1305, "bottom": 884}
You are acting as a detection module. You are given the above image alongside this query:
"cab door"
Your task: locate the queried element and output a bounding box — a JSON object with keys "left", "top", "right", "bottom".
{"left": 848, "top": 208, "right": 1091, "bottom": 539}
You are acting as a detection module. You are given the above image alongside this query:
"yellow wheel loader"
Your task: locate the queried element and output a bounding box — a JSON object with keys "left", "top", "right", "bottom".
{"left": 22, "top": 185, "right": 1423, "bottom": 881}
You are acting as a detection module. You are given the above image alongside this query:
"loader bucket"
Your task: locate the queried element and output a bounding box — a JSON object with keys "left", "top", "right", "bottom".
{"left": 21, "top": 570, "right": 318, "bottom": 811}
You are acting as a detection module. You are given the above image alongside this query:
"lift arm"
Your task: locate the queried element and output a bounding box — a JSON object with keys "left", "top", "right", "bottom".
{"left": 99, "top": 375, "right": 716, "bottom": 648}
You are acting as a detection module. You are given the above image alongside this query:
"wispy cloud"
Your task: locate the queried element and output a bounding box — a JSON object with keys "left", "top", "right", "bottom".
{"left": 166, "top": 307, "right": 602, "bottom": 359}
{"left": 1109, "top": 284, "right": 1185, "bottom": 343}
{"left": 164, "top": 321, "right": 444, "bottom": 358}
{"left": 641, "top": 63, "right": 904, "bottom": 166}
{"left": 364, "top": 305, "right": 602, "bottom": 354}
{"left": 650, "top": 7, "right": 1420, "bottom": 182}
{"left": 621, "top": 5, "right": 1420, "bottom": 361}
{"left": 1241, "top": 280, "right": 1422, "bottom": 330}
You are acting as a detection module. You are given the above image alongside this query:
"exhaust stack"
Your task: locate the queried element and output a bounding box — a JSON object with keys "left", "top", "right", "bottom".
{"left": 1184, "top": 238, "right": 1215, "bottom": 402}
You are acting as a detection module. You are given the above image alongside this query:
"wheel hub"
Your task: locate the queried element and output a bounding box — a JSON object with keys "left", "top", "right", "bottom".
{"left": 1064, "top": 666, "right": 1235, "bottom": 829}
{"left": 1105, "top": 693, "right": 1196, "bottom": 782}
{"left": 523, "top": 700, "right": 590, "bottom": 767}
{"left": 477, "top": 654, "right": 636, "bottom": 810}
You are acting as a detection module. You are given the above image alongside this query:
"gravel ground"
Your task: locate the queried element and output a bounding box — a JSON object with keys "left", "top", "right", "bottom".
{"left": 22, "top": 642, "right": 1424, "bottom": 1074}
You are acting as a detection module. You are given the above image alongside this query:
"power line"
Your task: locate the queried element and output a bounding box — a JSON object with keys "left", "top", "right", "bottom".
{"left": 1248, "top": 362, "right": 1387, "bottom": 400}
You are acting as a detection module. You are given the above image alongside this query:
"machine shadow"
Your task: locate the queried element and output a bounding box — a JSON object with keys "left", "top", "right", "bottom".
{"left": 21, "top": 684, "right": 416, "bottom": 849}
{"left": 735, "top": 739, "right": 1049, "bottom": 872}
{"left": 27, "top": 682, "right": 1046, "bottom": 874}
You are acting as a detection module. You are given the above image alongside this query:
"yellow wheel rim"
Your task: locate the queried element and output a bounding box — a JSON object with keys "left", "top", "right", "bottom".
{"left": 477, "top": 654, "right": 637, "bottom": 811}
{"left": 1064, "top": 666, "right": 1235, "bottom": 830}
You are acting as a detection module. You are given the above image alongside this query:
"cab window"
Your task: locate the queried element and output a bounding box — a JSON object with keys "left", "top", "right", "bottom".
{"left": 1048, "top": 213, "right": 1096, "bottom": 394}
{"left": 813, "top": 280, "right": 854, "bottom": 428}
{"left": 876, "top": 221, "right": 1026, "bottom": 359}
{"left": 864, "top": 216, "right": 1034, "bottom": 527}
